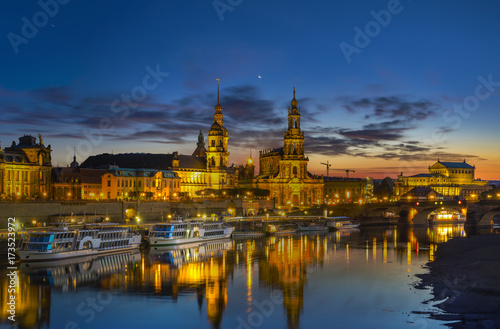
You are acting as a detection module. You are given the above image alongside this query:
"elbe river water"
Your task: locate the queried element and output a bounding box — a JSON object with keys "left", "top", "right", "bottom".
{"left": 1, "top": 225, "right": 497, "bottom": 329}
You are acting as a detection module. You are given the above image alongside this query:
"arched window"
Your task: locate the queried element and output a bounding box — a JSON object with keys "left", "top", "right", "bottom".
{"left": 211, "top": 158, "right": 215, "bottom": 166}
{"left": 293, "top": 166, "right": 297, "bottom": 176}
{"left": 211, "top": 140, "right": 215, "bottom": 147}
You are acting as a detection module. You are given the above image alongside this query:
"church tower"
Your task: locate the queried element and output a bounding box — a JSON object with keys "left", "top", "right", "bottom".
{"left": 207, "top": 80, "right": 229, "bottom": 169}
{"left": 192, "top": 130, "right": 207, "bottom": 157}
{"left": 283, "top": 88, "right": 308, "bottom": 178}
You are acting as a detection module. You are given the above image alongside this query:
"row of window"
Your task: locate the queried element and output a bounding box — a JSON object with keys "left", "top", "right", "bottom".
{"left": 109, "top": 179, "right": 180, "bottom": 188}
{"left": 3, "top": 170, "right": 45, "bottom": 182}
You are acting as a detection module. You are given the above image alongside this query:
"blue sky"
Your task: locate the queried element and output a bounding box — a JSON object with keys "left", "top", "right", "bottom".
{"left": 1, "top": 0, "right": 500, "bottom": 178}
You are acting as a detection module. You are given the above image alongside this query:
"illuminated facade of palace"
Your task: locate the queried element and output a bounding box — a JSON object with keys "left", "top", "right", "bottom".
{"left": 79, "top": 83, "right": 237, "bottom": 199}
{"left": 0, "top": 134, "right": 52, "bottom": 199}
{"left": 253, "top": 89, "right": 323, "bottom": 208}
{"left": 394, "top": 160, "right": 490, "bottom": 201}
{"left": 324, "top": 177, "right": 374, "bottom": 204}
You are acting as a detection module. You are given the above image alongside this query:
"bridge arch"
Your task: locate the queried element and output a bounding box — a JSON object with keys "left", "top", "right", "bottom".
{"left": 479, "top": 207, "right": 500, "bottom": 224}
{"left": 401, "top": 206, "right": 465, "bottom": 224}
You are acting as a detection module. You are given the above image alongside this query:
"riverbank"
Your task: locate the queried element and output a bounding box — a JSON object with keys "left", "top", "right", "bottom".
{"left": 416, "top": 234, "right": 500, "bottom": 328}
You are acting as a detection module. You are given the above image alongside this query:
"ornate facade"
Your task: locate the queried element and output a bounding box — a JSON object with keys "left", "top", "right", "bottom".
{"left": 0, "top": 135, "right": 52, "bottom": 199}
{"left": 79, "top": 83, "right": 237, "bottom": 199}
{"left": 254, "top": 89, "right": 323, "bottom": 208}
{"left": 394, "top": 160, "right": 490, "bottom": 200}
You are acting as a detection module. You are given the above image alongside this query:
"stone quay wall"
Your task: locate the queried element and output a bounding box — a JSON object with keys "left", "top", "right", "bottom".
{"left": 0, "top": 199, "right": 275, "bottom": 227}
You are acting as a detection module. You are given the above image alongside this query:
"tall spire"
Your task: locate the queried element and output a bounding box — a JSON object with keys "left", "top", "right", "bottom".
{"left": 217, "top": 78, "right": 220, "bottom": 106}
{"left": 214, "top": 78, "right": 223, "bottom": 123}
{"left": 290, "top": 87, "right": 298, "bottom": 109}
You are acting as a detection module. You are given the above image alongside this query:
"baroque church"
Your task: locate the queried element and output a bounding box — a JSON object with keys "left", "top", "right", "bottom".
{"left": 80, "top": 83, "right": 238, "bottom": 199}
{"left": 253, "top": 89, "right": 324, "bottom": 208}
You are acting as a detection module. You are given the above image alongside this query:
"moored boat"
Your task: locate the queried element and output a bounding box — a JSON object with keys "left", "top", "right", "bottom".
{"left": 266, "top": 223, "right": 297, "bottom": 235}
{"left": 297, "top": 222, "right": 328, "bottom": 232}
{"left": 427, "top": 210, "right": 466, "bottom": 225}
{"left": 147, "top": 221, "right": 234, "bottom": 246}
{"left": 327, "top": 217, "right": 360, "bottom": 231}
{"left": 232, "top": 230, "right": 266, "bottom": 238}
{"left": 16, "top": 223, "right": 141, "bottom": 262}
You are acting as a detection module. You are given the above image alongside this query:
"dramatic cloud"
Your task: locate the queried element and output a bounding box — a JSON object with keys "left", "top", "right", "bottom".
{"left": 341, "top": 96, "right": 440, "bottom": 121}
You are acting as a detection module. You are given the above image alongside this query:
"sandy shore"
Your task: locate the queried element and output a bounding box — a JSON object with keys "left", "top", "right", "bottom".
{"left": 416, "top": 234, "right": 500, "bottom": 328}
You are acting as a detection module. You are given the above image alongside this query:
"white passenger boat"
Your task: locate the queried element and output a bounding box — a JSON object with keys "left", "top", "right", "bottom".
{"left": 147, "top": 221, "right": 234, "bottom": 246}
{"left": 17, "top": 223, "right": 142, "bottom": 262}
{"left": 327, "top": 217, "right": 360, "bottom": 231}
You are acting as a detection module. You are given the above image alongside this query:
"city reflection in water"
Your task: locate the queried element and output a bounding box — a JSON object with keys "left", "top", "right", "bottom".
{"left": 0, "top": 224, "right": 488, "bottom": 329}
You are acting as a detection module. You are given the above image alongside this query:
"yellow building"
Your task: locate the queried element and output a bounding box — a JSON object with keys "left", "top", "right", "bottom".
{"left": 79, "top": 83, "right": 237, "bottom": 198}
{"left": 101, "top": 168, "right": 181, "bottom": 200}
{"left": 0, "top": 134, "right": 52, "bottom": 199}
{"left": 394, "top": 160, "right": 490, "bottom": 200}
{"left": 52, "top": 167, "right": 109, "bottom": 200}
{"left": 254, "top": 89, "right": 323, "bottom": 208}
{"left": 324, "top": 177, "right": 373, "bottom": 204}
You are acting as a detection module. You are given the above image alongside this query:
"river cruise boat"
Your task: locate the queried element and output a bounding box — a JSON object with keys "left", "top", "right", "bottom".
{"left": 427, "top": 210, "right": 466, "bottom": 225}
{"left": 298, "top": 222, "right": 328, "bottom": 232}
{"left": 17, "top": 223, "right": 142, "bottom": 262}
{"left": 327, "top": 217, "right": 360, "bottom": 231}
{"left": 147, "top": 221, "right": 234, "bottom": 246}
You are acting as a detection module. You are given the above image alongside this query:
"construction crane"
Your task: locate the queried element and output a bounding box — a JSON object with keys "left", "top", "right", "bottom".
{"left": 320, "top": 161, "right": 355, "bottom": 178}
{"left": 331, "top": 169, "right": 356, "bottom": 178}
{"left": 320, "top": 161, "right": 332, "bottom": 176}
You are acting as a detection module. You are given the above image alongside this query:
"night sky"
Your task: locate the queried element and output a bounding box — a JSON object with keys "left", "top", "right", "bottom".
{"left": 1, "top": 0, "right": 500, "bottom": 179}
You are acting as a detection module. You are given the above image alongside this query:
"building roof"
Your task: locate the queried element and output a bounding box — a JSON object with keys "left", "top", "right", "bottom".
{"left": 401, "top": 186, "right": 443, "bottom": 198}
{"left": 410, "top": 173, "right": 435, "bottom": 178}
{"left": 80, "top": 153, "right": 206, "bottom": 170}
{"left": 0, "top": 152, "right": 29, "bottom": 163}
{"left": 438, "top": 162, "right": 474, "bottom": 169}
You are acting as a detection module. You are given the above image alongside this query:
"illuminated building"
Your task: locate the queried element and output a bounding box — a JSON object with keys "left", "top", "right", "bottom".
{"left": 254, "top": 89, "right": 323, "bottom": 208}
{"left": 400, "top": 186, "right": 444, "bottom": 201}
{"left": 79, "top": 83, "right": 237, "bottom": 199}
{"left": 324, "top": 177, "right": 373, "bottom": 204}
{"left": 0, "top": 134, "right": 52, "bottom": 199}
{"left": 52, "top": 167, "right": 106, "bottom": 200}
{"left": 394, "top": 160, "right": 490, "bottom": 200}
{"left": 102, "top": 168, "right": 181, "bottom": 200}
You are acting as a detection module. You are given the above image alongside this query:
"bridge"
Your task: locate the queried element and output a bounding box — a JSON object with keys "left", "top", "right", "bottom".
{"left": 324, "top": 200, "right": 500, "bottom": 225}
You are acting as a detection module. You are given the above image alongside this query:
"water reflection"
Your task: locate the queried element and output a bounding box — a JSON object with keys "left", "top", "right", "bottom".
{"left": 1, "top": 224, "right": 494, "bottom": 329}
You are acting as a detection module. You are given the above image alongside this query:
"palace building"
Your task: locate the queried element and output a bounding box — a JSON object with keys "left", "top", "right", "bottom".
{"left": 253, "top": 89, "right": 323, "bottom": 208}
{"left": 0, "top": 134, "right": 52, "bottom": 199}
{"left": 394, "top": 160, "right": 491, "bottom": 200}
{"left": 79, "top": 83, "right": 237, "bottom": 199}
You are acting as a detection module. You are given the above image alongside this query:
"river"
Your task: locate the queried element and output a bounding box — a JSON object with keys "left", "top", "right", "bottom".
{"left": 1, "top": 224, "right": 497, "bottom": 329}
